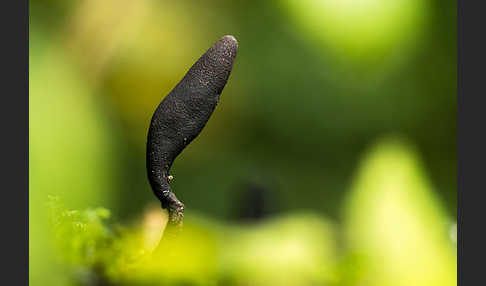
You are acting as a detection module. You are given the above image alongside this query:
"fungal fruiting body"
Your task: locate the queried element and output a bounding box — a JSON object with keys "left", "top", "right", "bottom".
{"left": 146, "top": 35, "right": 238, "bottom": 225}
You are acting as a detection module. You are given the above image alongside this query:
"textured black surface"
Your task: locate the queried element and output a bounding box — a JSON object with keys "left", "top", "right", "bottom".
{"left": 146, "top": 35, "right": 238, "bottom": 224}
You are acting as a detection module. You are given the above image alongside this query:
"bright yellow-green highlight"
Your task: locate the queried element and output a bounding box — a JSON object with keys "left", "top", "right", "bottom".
{"left": 343, "top": 137, "right": 456, "bottom": 286}
{"left": 222, "top": 214, "right": 337, "bottom": 286}
{"left": 282, "top": 0, "right": 427, "bottom": 64}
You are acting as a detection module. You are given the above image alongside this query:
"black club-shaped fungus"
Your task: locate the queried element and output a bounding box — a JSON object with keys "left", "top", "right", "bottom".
{"left": 146, "top": 35, "right": 238, "bottom": 226}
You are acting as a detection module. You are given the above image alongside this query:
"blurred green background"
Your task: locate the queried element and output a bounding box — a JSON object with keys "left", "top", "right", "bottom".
{"left": 30, "top": 0, "right": 456, "bottom": 285}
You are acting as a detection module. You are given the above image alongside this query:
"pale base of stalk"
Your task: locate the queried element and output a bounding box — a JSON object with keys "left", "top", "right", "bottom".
{"left": 152, "top": 207, "right": 183, "bottom": 256}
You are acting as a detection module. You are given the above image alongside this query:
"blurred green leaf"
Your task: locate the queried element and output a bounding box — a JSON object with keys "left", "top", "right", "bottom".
{"left": 221, "top": 213, "right": 338, "bottom": 286}
{"left": 29, "top": 32, "right": 120, "bottom": 286}
{"left": 342, "top": 136, "right": 456, "bottom": 286}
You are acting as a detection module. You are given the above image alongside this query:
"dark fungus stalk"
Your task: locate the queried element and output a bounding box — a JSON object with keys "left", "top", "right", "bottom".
{"left": 146, "top": 35, "right": 238, "bottom": 227}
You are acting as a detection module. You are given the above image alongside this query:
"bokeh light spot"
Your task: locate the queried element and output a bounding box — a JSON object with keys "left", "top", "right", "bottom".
{"left": 282, "top": 0, "right": 428, "bottom": 65}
